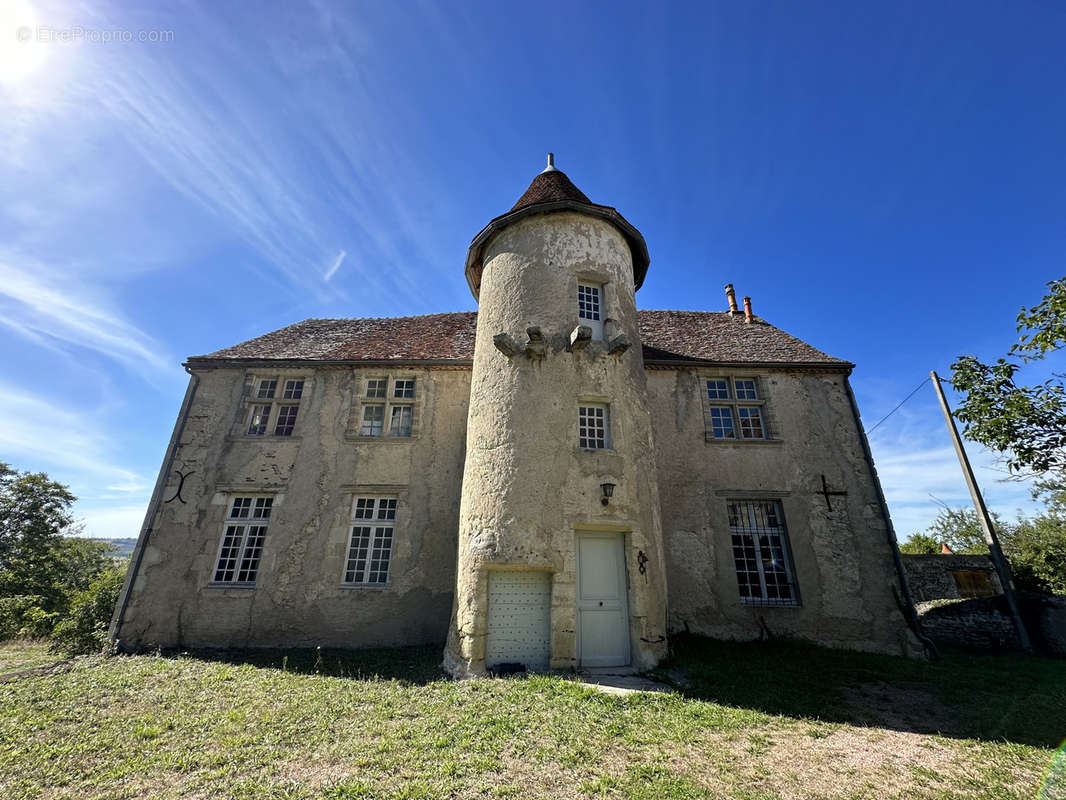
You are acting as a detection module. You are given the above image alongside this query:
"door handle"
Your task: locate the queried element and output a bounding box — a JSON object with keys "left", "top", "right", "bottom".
{"left": 598, "top": 601, "right": 604, "bottom": 607}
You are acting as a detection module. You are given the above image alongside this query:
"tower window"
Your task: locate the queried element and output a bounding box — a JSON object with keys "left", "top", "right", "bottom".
{"left": 578, "top": 404, "right": 610, "bottom": 450}
{"left": 577, "top": 283, "right": 605, "bottom": 340}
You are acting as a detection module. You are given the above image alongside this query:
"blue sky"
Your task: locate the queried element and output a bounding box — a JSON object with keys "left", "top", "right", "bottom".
{"left": 0, "top": 0, "right": 1063, "bottom": 540}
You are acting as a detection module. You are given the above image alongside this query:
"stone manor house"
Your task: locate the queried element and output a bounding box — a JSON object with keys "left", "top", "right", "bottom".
{"left": 111, "top": 157, "right": 924, "bottom": 673}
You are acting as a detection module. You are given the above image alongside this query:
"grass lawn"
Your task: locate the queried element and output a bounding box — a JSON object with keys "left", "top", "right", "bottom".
{"left": 0, "top": 639, "right": 60, "bottom": 674}
{"left": 0, "top": 635, "right": 1062, "bottom": 800}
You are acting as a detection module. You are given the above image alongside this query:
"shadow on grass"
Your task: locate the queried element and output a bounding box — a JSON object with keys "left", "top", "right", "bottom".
{"left": 171, "top": 642, "right": 446, "bottom": 686}
{"left": 654, "top": 634, "right": 1066, "bottom": 748}
{"left": 155, "top": 635, "right": 1065, "bottom": 748}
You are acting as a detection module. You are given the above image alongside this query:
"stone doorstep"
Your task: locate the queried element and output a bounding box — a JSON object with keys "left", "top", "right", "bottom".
{"left": 573, "top": 668, "right": 673, "bottom": 696}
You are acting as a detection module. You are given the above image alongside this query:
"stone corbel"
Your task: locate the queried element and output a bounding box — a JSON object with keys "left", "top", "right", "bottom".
{"left": 525, "top": 326, "right": 546, "bottom": 358}
{"left": 607, "top": 333, "right": 630, "bottom": 355}
{"left": 493, "top": 333, "right": 518, "bottom": 357}
{"left": 568, "top": 325, "right": 592, "bottom": 351}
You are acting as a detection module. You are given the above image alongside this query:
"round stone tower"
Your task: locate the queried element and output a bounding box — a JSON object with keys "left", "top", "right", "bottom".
{"left": 444, "top": 156, "right": 669, "bottom": 676}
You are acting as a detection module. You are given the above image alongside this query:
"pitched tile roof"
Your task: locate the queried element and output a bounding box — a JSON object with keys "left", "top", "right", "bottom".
{"left": 189, "top": 310, "right": 850, "bottom": 369}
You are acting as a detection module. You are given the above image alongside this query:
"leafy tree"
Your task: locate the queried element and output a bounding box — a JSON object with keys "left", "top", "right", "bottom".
{"left": 0, "top": 463, "right": 122, "bottom": 642}
{"left": 925, "top": 508, "right": 995, "bottom": 554}
{"left": 951, "top": 278, "right": 1066, "bottom": 477}
{"left": 900, "top": 501, "right": 1066, "bottom": 595}
{"left": 0, "top": 462, "right": 76, "bottom": 607}
{"left": 51, "top": 564, "right": 126, "bottom": 656}
{"left": 1007, "top": 515, "right": 1066, "bottom": 595}
{"left": 898, "top": 533, "right": 940, "bottom": 554}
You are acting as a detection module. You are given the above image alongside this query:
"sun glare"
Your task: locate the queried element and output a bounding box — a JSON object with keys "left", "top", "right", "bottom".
{"left": 0, "top": 0, "right": 47, "bottom": 84}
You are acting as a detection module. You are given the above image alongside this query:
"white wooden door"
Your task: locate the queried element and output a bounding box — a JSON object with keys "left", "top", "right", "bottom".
{"left": 485, "top": 570, "right": 551, "bottom": 671}
{"left": 577, "top": 533, "right": 630, "bottom": 667}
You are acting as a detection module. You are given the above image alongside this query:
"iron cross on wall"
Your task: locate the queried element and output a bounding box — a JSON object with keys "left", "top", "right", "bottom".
{"left": 816, "top": 474, "right": 847, "bottom": 511}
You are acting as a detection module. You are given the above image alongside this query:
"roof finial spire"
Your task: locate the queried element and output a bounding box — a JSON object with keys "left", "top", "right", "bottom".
{"left": 541, "top": 152, "right": 558, "bottom": 173}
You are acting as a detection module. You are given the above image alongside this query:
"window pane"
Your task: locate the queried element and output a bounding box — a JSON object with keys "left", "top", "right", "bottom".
{"left": 214, "top": 525, "right": 244, "bottom": 582}
{"left": 274, "top": 405, "right": 299, "bottom": 436}
{"left": 282, "top": 380, "right": 304, "bottom": 400}
{"left": 367, "top": 526, "right": 393, "bottom": 583}
{"left": 365, "top": 379, "right": 388, "bottom": 399}
{"left": 345, "top": 526, "right": 372, "bottom": 583}
{"left": 229, "top": 497, "right": 252, "bottom": 519}
{"left": 252, "top": 497, "right": 273, "bottom": 520}
{"left": 578, "top": 284, "right": 601, "bottom": 322}
{"left": 247, "top": 405, "right": 271, "bottom": 435}
{"left": 738, "top": 407, "right": 764, "bottom": 439}
{"left": 393, "top": 379, "right": 415, "bottom": 399}
{"left": 378, "top": 498, "right": 397, "bottom": 520}
{"left": 578, "top": 405, "right": 608, "bottom": 449}
{"left": 256, "top": 379, "right": 277, "bottom": 399}
{"left": 360, "top": 404, "right": 384, "bottom": 436}
{"left": 734, "top": 379, "right": 758, "bottom": 400}
{"left": 709, "top": 407, "right": 735, "bottom": 439}
{"left": 236, "top": 525, "right": 267, "bottom": 582}
{"left": 353, "top": 498, "right": 375, "bottom": 519}
{"left": 728, "top": 500, "right": 795, "bottom": 605}
{"left": 707, "top": 379, "right": 730, "bottom": 400}
{"left": 390, "top": 406, "right": 413, "bottom": 437}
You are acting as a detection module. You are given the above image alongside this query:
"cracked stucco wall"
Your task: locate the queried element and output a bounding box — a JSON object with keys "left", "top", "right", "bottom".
{"left": 646, "top": 367, "right": 922, "bottom": 657}
{"left": 115, "top": 365, "right": 469, "bottom": 649}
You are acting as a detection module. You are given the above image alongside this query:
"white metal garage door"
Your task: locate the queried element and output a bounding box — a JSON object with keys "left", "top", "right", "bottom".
{"left": 485, "top": 570, "right": 551, "bottom": 671}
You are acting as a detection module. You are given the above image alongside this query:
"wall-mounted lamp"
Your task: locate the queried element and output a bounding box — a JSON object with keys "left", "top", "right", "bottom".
{"left": 600, "top": 482, "right": 616, "bottom": 506}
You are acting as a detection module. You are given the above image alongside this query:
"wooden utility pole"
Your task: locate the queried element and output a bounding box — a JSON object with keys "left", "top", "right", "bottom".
{"left": 930, "top": 371, "right": 1032, "bottom": 653}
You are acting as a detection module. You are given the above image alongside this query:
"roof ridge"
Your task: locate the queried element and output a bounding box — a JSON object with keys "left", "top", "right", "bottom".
{"left": 298, "top": 310, "right": 478, "bottom": 324}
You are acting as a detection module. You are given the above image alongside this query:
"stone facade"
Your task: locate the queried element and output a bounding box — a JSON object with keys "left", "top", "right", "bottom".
{"left": 111, "top": 160, "right": 923, "bottom": 667}
{"left": 901, "top": 554, "right": 1003, "bottom": 603}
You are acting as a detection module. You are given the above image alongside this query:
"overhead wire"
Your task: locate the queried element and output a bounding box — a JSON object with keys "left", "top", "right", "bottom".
{"left": 865, "top": 376, "right": 931, "bottom": 435}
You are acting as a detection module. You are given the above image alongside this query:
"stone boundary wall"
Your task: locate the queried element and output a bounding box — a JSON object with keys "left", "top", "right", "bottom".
{"left": 915, "top": 593, "right": 1066, "bottom": 656}
{"left": 902, "top": 554, "right": 1002, "bottom": 602}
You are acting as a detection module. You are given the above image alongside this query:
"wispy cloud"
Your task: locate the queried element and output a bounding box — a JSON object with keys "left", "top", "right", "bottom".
{"left": 0, "top": 383, "right": 146, "bottom": 488}
{"left": 0, "top": 256, "right": 172, "bottom": 381}
{"left": 324, "top": 249, "right": 346, "bottom": 281}
{"left": 0, "top": 381, "right": 152, "bottom": 538}
{"left": 863, "top": 391, "right": 1041, "bottom": 538}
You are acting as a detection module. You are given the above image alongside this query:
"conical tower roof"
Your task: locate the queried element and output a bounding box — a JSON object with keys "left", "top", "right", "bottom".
{"left": 464, "top": 155, "right": 650, "bottom": 299}
{"left": 509, "top": 165, "right": 592, "bottom": 211}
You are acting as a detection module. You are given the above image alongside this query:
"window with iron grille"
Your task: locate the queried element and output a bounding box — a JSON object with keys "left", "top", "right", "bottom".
{"left": 343, "top": 496, "right": 397, "bottom": 585}
{"left": 244, "top": 376, "right": 307, "bottom": 437}
{"left": 577, "top": 282, "right": 605, "bottom": 339}
{"left": 704, "top": 376, "right": 771, "bottom": 441}
{"left": 578, "top": 404, "right": 609, "bottom": 450}
{"left": 727, "top": 500, "right": 798, "bottom": 606}
{"left": 212, "top": 496, "right": 272, "bottom": 584}
{"left": 355, "top": 376, "right": 416, "bottom": 438}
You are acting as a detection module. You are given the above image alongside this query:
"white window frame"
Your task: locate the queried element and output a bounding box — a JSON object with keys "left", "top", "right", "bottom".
{"left": 577, "top": 282, "right": 605, "bottom": 340}
{"left": 211, "top": 496, "right": 273, "bottom": 585}
{"left": 727, "top": 499, "right": 799, "bottom": 606}
{"left": 342, "top": 496, "right": 397, "bottom": 585}
{"left": 356, "top": 376, "right": 416, "bottom": 438}
{"left": 244, "top": 375, "right": 307, "bottom": 437}
{"left": 578, "top": 403, "right": 610, "bottom": 450}
{"left": 705, "top": 376, "right": 769, "bottom": 441}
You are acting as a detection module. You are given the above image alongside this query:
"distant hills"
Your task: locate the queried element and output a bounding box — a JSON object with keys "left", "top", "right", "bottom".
{"left": 90, "top": 538, "right": 138, "bottom": 559}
